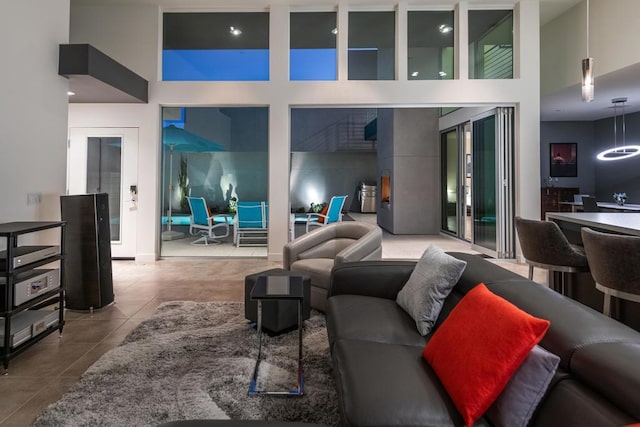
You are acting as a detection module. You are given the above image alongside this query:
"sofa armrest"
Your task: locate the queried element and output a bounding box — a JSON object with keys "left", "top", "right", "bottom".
{"left": 328, "top": 260, "right": 416, "bottom": 300}
{"left": 335, "top": 227, "right": 382, "bottom": 264}
{"left": 283, "top": 228, "right": 334, "bottom": 269}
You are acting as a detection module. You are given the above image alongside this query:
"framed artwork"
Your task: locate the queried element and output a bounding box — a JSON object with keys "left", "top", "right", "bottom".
{"left": 550, "top": 142, "right": 577, "bottom": 177}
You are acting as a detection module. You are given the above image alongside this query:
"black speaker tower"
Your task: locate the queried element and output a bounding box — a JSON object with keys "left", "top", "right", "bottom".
{"left": 60, "top": 193, "right": 114, "bottom": 310}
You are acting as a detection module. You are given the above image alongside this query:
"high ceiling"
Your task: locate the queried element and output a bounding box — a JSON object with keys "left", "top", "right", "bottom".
{"left": 72, "top": 0, "right": 640, "bottom": 122}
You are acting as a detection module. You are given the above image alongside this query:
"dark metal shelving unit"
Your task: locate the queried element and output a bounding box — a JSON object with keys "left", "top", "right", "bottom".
{"left": 0, "top": 221, "right": 66, "bottom": 371}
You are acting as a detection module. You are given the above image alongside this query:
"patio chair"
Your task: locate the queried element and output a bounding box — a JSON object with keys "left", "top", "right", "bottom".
{"left": 305, "top": 195, "right": 348, "bottom": 233}
{"left": 187, "top": 197, "right": 230, "bottom": 245}
{"left": 234, "top": 201, "right": 268, "bottom": 247}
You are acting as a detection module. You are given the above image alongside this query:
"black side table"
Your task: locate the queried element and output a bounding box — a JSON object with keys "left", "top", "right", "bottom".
{"left": 249, "top": 275, "right": 305, "bottom": 396}
{"left": 244, "top": 268, "right": 310, "bottom": 334}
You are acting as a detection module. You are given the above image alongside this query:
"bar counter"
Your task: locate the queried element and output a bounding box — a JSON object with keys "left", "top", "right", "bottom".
{"left": 545, "top": 212, "right": 640, "bottom": 236}
{"left": 560, "top": 201, "right": 640, "bottom": 213}
{"left": 544, "top": 212, "right": 640, "bottom": 332}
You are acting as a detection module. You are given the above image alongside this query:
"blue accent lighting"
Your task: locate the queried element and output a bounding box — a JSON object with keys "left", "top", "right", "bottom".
{"left": 163, "top": 50, "right": 269, "bottom": 81}
{"left": 290, "top": 49, "right": 337, "bottom": 81}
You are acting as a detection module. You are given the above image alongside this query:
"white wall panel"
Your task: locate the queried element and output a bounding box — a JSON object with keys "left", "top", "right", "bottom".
{"left": 0, "top": 0, "right": 69, "bottom": 246}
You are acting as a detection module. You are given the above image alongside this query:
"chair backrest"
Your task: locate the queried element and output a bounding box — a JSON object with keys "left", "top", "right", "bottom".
{"left": 187, "top": 197, "right": 210, "bottom": 226}
{"left": 514, "top": 216, "right": 586, "bottom": 266}
{"left": 326, "top": 195, "right": 348, "bottom": 224}
{"left": 574, "top": 194, "right": 590, "bottom": 203}
{"left": 236, "top": 201, "right": 267, "bottom": 229}
{"left": 581, "top": 227, "right": 640, "bottom": 294}
{"left": 582, "top": 196, "right": 599, "bottom": 212}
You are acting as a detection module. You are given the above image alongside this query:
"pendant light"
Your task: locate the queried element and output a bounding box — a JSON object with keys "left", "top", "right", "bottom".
{"left": 596, "top": 98, "right": 640, "bottom": 161}
{"left": 581, "top": 0, "right": 594, "bottom": 102}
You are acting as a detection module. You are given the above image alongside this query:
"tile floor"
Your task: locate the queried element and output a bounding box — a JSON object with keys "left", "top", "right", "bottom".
{"left": 0, "top": 226, "right": 545, "bottom": 426}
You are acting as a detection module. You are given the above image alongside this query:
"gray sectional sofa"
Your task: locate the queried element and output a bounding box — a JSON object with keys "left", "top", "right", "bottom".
{"left": 326, "top": 252, "right": 640, "bottom": 426}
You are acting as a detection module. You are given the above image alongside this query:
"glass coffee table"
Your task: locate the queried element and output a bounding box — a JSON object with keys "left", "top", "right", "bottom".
{"left": 249, "top": 274, "right": 305, "bottom": 396}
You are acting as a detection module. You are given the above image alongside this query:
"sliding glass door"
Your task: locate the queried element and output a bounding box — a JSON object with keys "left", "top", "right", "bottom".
{"left": 441, "top": 123, "right": 472, "bottom": 242}
{"left": 441, "top": 109, "right": 514, "bottom": 258}
{"left": 441, "top": 128, "right": 459, "bottom": 235}
{"left": 471, "top": 108, "right": 514, "bottom": 258}
{"left": 472, "top": 114, "right": 496, "bottom": 251}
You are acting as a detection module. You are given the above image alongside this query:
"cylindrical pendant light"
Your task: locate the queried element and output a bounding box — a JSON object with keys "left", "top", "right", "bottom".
{"left": 581, "top": 0, "right": 594, "bottom": 102}
{"left": 582, "top": 57, "right": 594, "bottom": 102}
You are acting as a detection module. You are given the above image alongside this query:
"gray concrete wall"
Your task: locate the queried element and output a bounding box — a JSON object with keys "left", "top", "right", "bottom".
{"left": 376, "top": 108, "right": 440, "bottom": 234}
{"left": 376, "top": 109, "right": 395, "bottom": 232}
{"left": 391, "top": 108, "right": 440, "bottom": 234}
{"left": 290, "top": 152, "right": 377, "bottom": 213}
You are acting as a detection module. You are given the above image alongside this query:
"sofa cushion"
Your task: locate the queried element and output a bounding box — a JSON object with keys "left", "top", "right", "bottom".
{"left": 423, "top": 284, "right": 550, "bottom": 427}
{"left": 326, "top": 295, "right": 426, "bottom": 349}
{"left": 570, "top": 342, "right": 640, "bottom": 420}
{"left": 396, "top": 245, "right": 467, "bottom": 335}
{"left": 531, "top": 378, "right": 636, "bottom": 427}
{"left": 290, "top": 258, "right": 334, "bottom": 290}
{"left": 486, "top": 345, "right": 560, "bottom": 427}
{"left": 332, "top": 339, "right": 491, "bottom": 427}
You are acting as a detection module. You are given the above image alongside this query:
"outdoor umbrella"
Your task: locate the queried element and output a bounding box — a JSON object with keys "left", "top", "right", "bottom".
{"left": 161, "top": 125, "right": 224, "bottom": 241}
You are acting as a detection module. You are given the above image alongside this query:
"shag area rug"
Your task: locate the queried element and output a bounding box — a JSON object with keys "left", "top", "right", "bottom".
{"left": 35, "top": 301, "right": 340, "bottom": 427}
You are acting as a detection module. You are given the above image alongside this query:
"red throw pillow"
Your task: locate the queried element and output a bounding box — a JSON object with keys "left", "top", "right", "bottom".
{"left": 422, "top": 283, "right": 550, "bottom": 427}
{"left": 318, "top": 205, "right": 329, "bottom": 223}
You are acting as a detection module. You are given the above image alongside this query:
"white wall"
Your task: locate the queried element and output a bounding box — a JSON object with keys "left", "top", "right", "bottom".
{"left": 69, "top": 0, "right": 542, "bottom": 261}
{"left": 70, "top": 4, "right": 158, "bottom": 81}
{"left": 541, "top": 0, "right": 640, "bottom": 97}
{"left": 0, "top": 0, "right": 70, "bottom": 246}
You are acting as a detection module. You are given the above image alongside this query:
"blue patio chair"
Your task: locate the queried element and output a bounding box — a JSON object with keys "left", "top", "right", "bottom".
{"left": 187, "top": 196, "right": 230, "bottom": 245}
{"left": 306, "top": 195, "right": 348, "bottom": 232}
{"left": 234, "top": 201, "right": 268, "bottom": 247}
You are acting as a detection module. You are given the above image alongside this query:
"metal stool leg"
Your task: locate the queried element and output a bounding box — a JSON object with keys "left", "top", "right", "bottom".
{"left": 603, "top": 294, "right": 612, "bottom": 317}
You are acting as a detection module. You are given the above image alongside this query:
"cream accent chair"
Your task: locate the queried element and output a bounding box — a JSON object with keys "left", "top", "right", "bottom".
{"left": 283, "top": 221, "right": 383, "bottom": 312}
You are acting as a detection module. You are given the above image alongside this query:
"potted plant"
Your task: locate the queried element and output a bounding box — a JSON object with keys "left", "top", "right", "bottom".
{"left": 177, "top": 155, "right": 190, "bottom": 212}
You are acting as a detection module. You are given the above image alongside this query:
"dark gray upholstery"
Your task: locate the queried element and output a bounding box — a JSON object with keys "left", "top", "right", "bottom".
{"left": 326, "top": 254, "right": 640, "bottom": 427}
{"left": 331, "top": 340, "right": 489, "bottom": 427}
{"left": 582, "top": 196, "right": 600, "bottom": 212}
{"left": 581, "top": 227, "right": 640, "bottom": 315}
{"left": 160, "top": 422, "right": 327, "bottom": 427}
{"left": 571, "top": 342, "right": 640, "bottom": 420}
{"left": 515, "top": 217, "right": 589, "bottom": 290}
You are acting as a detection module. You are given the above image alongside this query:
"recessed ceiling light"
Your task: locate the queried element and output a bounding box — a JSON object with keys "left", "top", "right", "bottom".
{"left": 229, "top": 26, "right": 242, "bottom": 36}
{"left": 438, "top": 71, "right": 447, "bottom": 77}
{"left": 411, "top": 71, "right": 419, "bottom": 77}
{"left": 331, "top": 27, "right": 338, "bottom": 35}
{"left": 438, "top": 24, "right": 453, "bottom": 34}
{"left": 67, "top": 91, "right": 75, "bottom": 96}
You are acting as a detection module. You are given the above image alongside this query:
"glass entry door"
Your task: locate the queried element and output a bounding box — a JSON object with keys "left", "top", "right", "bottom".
{"left": 67, "top": 128, "right": 139, "bottom": 258}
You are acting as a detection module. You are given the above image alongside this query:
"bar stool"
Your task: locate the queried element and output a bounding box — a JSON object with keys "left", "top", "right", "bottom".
{"left": 581, "top": 196, "right": 600, "bottom": 212}
{"left": 581, "top": 227, "right": 640, "bottom": 316}
{"left": 515, "top": 216, "right": 590, "bottom": 294}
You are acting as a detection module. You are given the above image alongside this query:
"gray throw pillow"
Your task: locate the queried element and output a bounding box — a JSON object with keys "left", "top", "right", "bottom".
{"left": 486, "top": 345, "right": 560, "bottom": 427}
{"left": 396, "top": 245, "right": 467, "bottom": 335}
